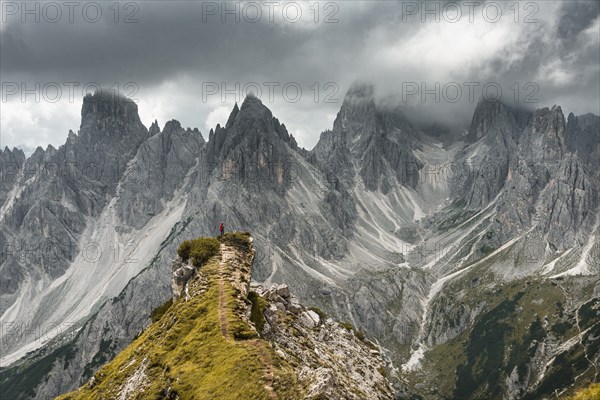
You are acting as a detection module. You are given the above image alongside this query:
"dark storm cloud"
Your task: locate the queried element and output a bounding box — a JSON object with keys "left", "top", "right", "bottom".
{"left": 2, "top": 3, "right": 301, "bottom": 83}
{"left": 1, "top": 0, "right": 599, "bottom": 151}
{"left": 557, "top": 0, "right": 600, "bottom": 40}
{"left": 1, "top": 1, "right": 391, "bottom": 85}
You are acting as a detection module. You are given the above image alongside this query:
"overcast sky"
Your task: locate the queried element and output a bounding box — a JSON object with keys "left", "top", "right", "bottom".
{"left": 1, "top": 0, "right": 599, "bottom": 153}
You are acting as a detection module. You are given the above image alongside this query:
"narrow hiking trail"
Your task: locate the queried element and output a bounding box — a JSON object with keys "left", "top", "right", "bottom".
{"left": 218, "top": 243, "right": 277, "bottom": 399}
{"left": 217, "top": 266, "right": 229, "bottom": 339}
{"left": 217, "top": 242, "right": 241, "bottom": 340}
{"left": 250, "top": 340, "right": 277, "bottom": 400}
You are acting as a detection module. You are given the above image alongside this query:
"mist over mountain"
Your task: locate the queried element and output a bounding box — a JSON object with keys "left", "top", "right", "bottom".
{"left": 2, "top": 1, "right": 599, "bottom": 152}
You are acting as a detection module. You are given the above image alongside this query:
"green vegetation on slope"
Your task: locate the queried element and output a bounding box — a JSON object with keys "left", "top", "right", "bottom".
{"left": 248, "top": 291, "right": 268, "bottom": 335}
{"left": 177, "top": 237, "right": 220, "bottom": 267}
{"left": 562, "top": 383, "right": 600, "bottom": 400}
{"left": 150, "top": 298, "right": 173, "bottom": 323}
{"left": 0, "top": 341, "right": 77, "bottom": 400}
{"left": 220, "top": 231, "right": 253, "bottom": 251}
{"left": 57, "top": 234, "right": 303, "bottom": 400}
{"left": 406, "top": 257, "right": 600, "bottom": 400}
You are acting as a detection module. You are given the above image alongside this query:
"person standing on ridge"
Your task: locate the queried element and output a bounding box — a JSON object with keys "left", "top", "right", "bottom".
{"left": 219, "top": 222, "right": 224, "bottom": 236}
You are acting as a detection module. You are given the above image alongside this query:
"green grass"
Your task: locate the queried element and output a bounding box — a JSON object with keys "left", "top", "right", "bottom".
{"left": 562, "top": 383, "right": 600, "bottom": 400}
{"left": 57, "top": 235, "right": 303, "bottom": 400}
{"left": 340, "top": 322, "right": 354, "bottom": 331}
{"left": 150, "top": 298, "right": 173, "bottom": 323}
{"left": 219, "top": 232, "right": 252, "bottom": 250}
{"left": 405, "top": 261, "right": 598, "bottom": 399}
{"left": 177, "top": 237, "right": 220, "bottom": 267}
{"left": 248, "top": 291, "right": 269, "bottom": 335}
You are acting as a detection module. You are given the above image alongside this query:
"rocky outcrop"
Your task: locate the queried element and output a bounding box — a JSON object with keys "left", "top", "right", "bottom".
{"left": 253, "top": 282, "right": 394, "bottom": 399}
{"left": 74, "top": 91, "right": 150, "bottom": 199}
{"left": 204, "top": 95, "right": 298, "bottom": 194}
{"left": 461, "top": 99, "right": 522, "bottom": 209}
{"left": 474, "top": 105, "right": 598, "bottom": 252}
{"left": 170, "top": 255, "right": 196, "bottom": 300}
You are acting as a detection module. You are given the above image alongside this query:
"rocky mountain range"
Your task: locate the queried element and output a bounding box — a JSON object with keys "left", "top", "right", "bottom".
{"left": 0, "top": 84, "right": 599, "bottom": 399}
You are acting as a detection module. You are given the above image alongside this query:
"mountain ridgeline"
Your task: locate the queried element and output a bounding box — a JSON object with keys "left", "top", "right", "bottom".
{"left": 56, "top": 232, "right": 393, "bottom": 399}
{"left": 0, "top": 85, "right": 599, "bottom": 400}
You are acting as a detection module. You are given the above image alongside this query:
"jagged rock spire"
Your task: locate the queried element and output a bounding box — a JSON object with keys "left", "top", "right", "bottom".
{"left": 149, "top": 119, "right": 160, "bottom": 136}
{"left": 226, "top": 102, "right": 240, "bottom": 129}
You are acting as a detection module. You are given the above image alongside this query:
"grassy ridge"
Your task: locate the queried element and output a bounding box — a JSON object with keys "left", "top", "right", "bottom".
{"left": 56, "top": 234, "right": 302, "bottom": 400}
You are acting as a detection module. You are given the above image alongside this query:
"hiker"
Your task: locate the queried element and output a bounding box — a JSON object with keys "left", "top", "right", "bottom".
{"left": 219, "top": 222, "right": 224, "bottom": 236}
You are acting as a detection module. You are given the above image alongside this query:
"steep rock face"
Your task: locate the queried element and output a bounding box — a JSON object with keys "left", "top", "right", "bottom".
{"left": 314, "top": 83, "right": 424, "bottom": 192}
{"left": 0, "top": 91, "right": 150, "bottom": 354}
{"left": 205, "top": 95, "right": 298, "bottom": 194}
{"left": 0, "top": 147, "right": 26, "bottom": 207}
{"left": 537, "top": 155, "right": 598, "bottom": 247}
{"left": 461, "top": 100, "right": 522, "bottom": 209}
{"left": 478, "top": 106, "right": 598, "bottom": 252}
{"left": 1, "top": 147, "right": 37, "bottom": 298}
{"left": 530, "top": 106, "right": 567, "bottom": 163}
{"left": 467, "top": 99, "right": 525, "bottom": 143}
{"left": 116, "top": 120, "right": 204, "bottom": 229}
{"left": 76, "top": 91, "right": 149, "bottom": 195}
{"left": 566, "top": 112, "right": 600, "bottom": 168}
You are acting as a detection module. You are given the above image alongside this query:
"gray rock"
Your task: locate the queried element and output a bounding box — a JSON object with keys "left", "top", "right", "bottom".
{"left": 2, "top": 85, "right": 599, "bottom": 400}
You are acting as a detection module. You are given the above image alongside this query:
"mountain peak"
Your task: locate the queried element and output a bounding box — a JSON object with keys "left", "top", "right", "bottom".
{"left": 345, "top": 81, "right": 375, "bottom": 100}
{"left": 333, "top": 84, "right": 377, "bottom": 134}
{"left": 82, "top": 89, "right": 137, "bottom": 113}
{"left": 467, "top": 98, "right": 518, "bottom": 142}
{"left": 149, "top": 119, "right": 160, "bottom": 136}
{"left": 80, "top": 89, "right": 142, "bottom": 133}
{"left": 240, "top": 93, "right": 266, "bottom": 111}
{"left": 226, "top": 102, "right": 240, "bottom": 129}
{"left": 531, "top": 105, "right": 567, "bottom": 157}
{"left": 163, "top": 119, "right": 182, "bottom": 132}
{"left": 220, "top": 95, "right": 294, "bottom": 142}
